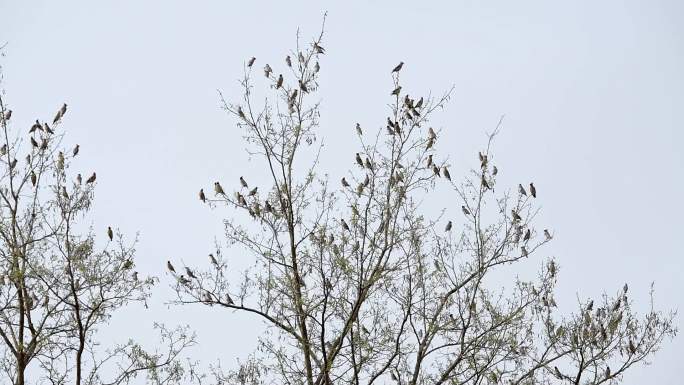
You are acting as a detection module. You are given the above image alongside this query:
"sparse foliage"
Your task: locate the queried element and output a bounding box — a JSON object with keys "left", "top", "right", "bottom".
{"left": 172, "top": 23, "right": 676, "bottom": 385}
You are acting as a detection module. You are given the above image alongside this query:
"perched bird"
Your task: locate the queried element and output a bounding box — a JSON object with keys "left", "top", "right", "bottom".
{"left": 415, "top": 97, "right": 423, "bottom": 109}
{"left": 209, "top": 253, "right": 218, "bottom": 265}
{"left": 363, "top": 174, "right": 370, "bottom": 187}
{"left": 53, "top": 103, "right": 67, "bottom": 124}
{"left": 445, "top": 221, "right": 452, "bottom": 232}
{"left": 247, "top": 57, "right": 256, "bottom": 67}
{"left": 276, "top": 74, "right": 283, "bottom": 88}
{"left": 9, "top": 158, "right": 17, "bottom": 170}
{"left": 61, "top": 186, "right": 69, "bottom": 199}
{"left": 214, "top": 181, "right": 225, "bottom": 195}
{"left": 481, "top": 176, "right": 490, "bottom": 189}
{"left": 511, "top": 210, "right": 522, "bottom": 222}
{"left": 442, "top": 167, "right": 451, "bottom": 181}
{"left": 391, "top": 86, "right": 402, "bottom": 96}
{"left": 428, "top": 127, "right": 437, "bottom": 139}
{"left": 29, "top": 120, "right": 42, "bottom": 133}
{"left": 298, "top": 52, "right": 305, "bottom": 63}
{"left": 237, "top": 106, "right": 246, "bottom": 119}
{"left": 544, "top": 229, "right": 552, "bottom": 240}
{"left": 57, "top": 152, "right": 65, "bottom": 170}
{"left": 31, "top": 171, "right": 37, "bottom": 186}
{"left": 3, "top": 110, "right": 11, "bottom": 121}
{"left": 341, "top": 177, "right": 350, "bottom": 187}
{"left": 364, "top": 157, "right": 373, "bottom": 170}
{"left": 0, "top": 144, "right": 6, "bottom": 155}
{"left": 518, "top": 184, "right": 527, "bottom": 196}
{"left": 623, "top": 283, "right": 628, "bottom": 293}
{"left": 355, "top": 153, "right": 364, "bottom": 167}
{"left": 432, "top": 164, "right": 440, "bottom": 176}
{"left": 314, "top": 62, "right": 320, "bottom": 73}
{"left": 225, "top": 293, "right": 235, "bottom": 305}
{"left": 264, "top": 64, "right": 272, "bottom": 77}
{"left": 264, "top": 200, "right": 273, "bottom": 213}
{"left": 179, "top": 275, "right": 190, "bottom": 285}
{"left": 529, "top": 183, "right": 537, "bottom": 198}
{"left": 605, "top": 366, "right": 610, "bottom": 379}
{"left": 523, "top": 229, "right": 531, "bottom": 242}
{"left": 285, "top": 55, "right": 292, "bottom": 67}
{"left": 554, "top": 366, "right": 562, "bottom": 379}
{"left": 167, "top": 261, "right": 176, "bottom": 274}
{"left": 492, "top": 166, "right": 498, "bottom": 175}
{"left": 30, "top": 137, "right": 39, "bottom": 148}
{"left": 521, "top": 246, "right": 528, "bottom": 257}
{"left": 86, "top": 172, "right": 97, "bottom": 184}
{"left": 132, "top": 271, "right": 139, "bottom": 281}
{"left": 356, "top": 123, "right": 362, "bottom": 136}
{"left": 248, "top": 187, "right": 258, "bottom": 196}
{"left": 462, "top": 206, "right": 470, "bottom": 215}
{"left": 73, "top": 144, "right": 79, "bottom": 157}
{"left": 199, "top": 189, "right": 206, "bottom": 203}
{"left": 426, "top": 137, "right": 434, "bottom": 150}
{"left": 341, "top": 218, "right": 350, "bottom": 232}
{"left": 238, "top": 193, "right": 247, "bottom": 206}
{"left": 44, "top": 123, "right": 53, "bottom": 135}
{"left": 240, "top": 176, "right": 248, "bottom": 188}
{"left": 587, "top": 300, "right": 594, "bottom": 311}
{"left": 40, "top": 139, "right": 48, "bottom": 150}
{"left": 107, "top": 226, "right": 113, "bottom": 241}
{"left": 392, "top": 62, "right": 404, "bottom": 73}
{"left": 185, "top": 267, "right": 197, "bottom": 279}
{"left": 299, "top": 80, "right": 308, "bottom": 93}
{"left": 629, "top": 339, "right": 636, "bottom": 354}
{"left": 426, "top": 154, "right": 433, "bottom": 167}
{"left": 313, "top": 42, "right": 325, "bottom": 54}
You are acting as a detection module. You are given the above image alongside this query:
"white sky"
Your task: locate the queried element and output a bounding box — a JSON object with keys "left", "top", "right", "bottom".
{"left": 0, "top": 1, "right": 682, "bottom": 384}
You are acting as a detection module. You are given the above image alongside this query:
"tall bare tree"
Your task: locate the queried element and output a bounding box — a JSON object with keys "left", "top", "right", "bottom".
{"left": 0, "top": 63, "right": 195, "bottom": 385}
{"left": 171, "top": 24, "right": 676, "bottom": 385}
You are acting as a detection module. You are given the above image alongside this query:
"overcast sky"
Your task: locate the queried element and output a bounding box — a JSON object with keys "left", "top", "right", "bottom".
{"left": 0, "top": 1, "right": 682, "bottom": 384}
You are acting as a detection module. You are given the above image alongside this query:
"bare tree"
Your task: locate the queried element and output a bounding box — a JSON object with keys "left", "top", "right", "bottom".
{"left": 0, "top": 62, "right": 195, "bottom": 385}
{"left": 171, "top": 23, "right": 676, "bottom": 385}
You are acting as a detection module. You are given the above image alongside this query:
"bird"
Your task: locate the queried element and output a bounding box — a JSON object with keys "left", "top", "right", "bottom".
{"left": 544, "top": 229, "right": 552, "bottom": 240}
{"left": 248, "top": 187, "right": 258, "bottom": 196}
{"left": 341, "top": 219, "right": 350, "bottom": 232}
{"left": 355, "top": 153, "right": 364, "bottom": 167}
{"left": 264, "top": 200, "right": 273, "bottom": 213}
{"left": 214, "top": 182, "right": 225, "bottom": 195}
{"left": 481, "top": 176, "right": 490, "bottom": 189}
{"left": 30, "top": 137, "right": 38, "bottom": 148}
{"left": 86, "top": 172, "right": 96, "bottom": 184}
{"left": 391, "top": 86, "right": 402, "bottom": 96}
{"left": 529, "top": 183, "right": 536, "bottom": 198}
{"left": 107, "top": 226, "right": 113, "bottom": 241}
{"left": 587, "top": 300, "right": 594, "bottom": 311}
{"left": 356, "top": 123, "right": 362, "bottom": 136}
{"left": 518, "top": 184, "right": 527, "bottom": 196}
{"left": 511, "top": 210, "right": 522, "bottom": 221}
{"left": 264, "top": 64, "right": 272, "bottom": 77}
{"left": 285, "top": 55, "right": 292, "bottom": 67}
{"left": 199, "top": 189, "right": 206, "bottom": 203}
{"left": 238, "top": 193, "right": 247, "bottom": 207}
{"left": 9, "top": 158, "right": 17, "bottom": 170}
{"left": 167, "top": 261, "right": 176, "bottom": 273}
{"left": 605, "top": 366, "right": 610, "bottom": 379}
{"left": 428, "top": 127, "right": 437, "bottom": 139}
{"left": 29, "top": 120, "right": 42, "bottom": 133}
{"left": 392, "top": 62, "right": 404, "bottom": 73}
{"left": 40, "top": 139, "right": 48, "bottom": 150}
{"left": 31, "top": 171, "right": 37, "bottom": 186}
{"left": 364, "top": 157, "right": 373, "bottom": 170}
{"left": 415, "top": 97, "right": 423, "bottom": 109}
{"left": 623, "top": 283, "right": 628, "bottom": 293}
{"left": 225, "top": 293, "right": 235, "bottom": 305}
{"left": 462, "top": 206, "right": 470, "bottom": 215}
{"left": 341, "top": 177, "right": 350, "bottom": 187}
{"left": 57, "top": 152, "right": 65, "bottom": 170}
{"left": 443, "top": 167, "right": 451, "bottom": 181}
{"left": 44, "top": 123, "right": 53, "bottom": 134}
{"left": 53, "top": 103, "right": 67, "bottom": 124}
{"left": 445, "top": 221, "right": 452, "bottom": 232}
{"left": 73, "top": 144, "right": 79, "bottom": 157}
{"left": 314, "top": 62, "right": 320, "bottom": 73}
{"left": 554, "top": 366, "right": 562, "bottom": 379}
{"left": 432, "top": 165, "right": 440, "bottom": 176}
{"left": 521, "top": 246, "right": 528, "bottom": 257}
{"left": 629, "top": 339, "right": 636, "bottom": 354}
{"left": 247, "top": 57, "right": 256, "bottom": 67}
{"left": 492, "top": 166, "right": 498, "bottom": 175}
{"left": 3, "top": 110, "right": 11, "bottom": 121}
{"left": 523, "top": 229, "right": 531, "bottom": 242}
{"left": 276, "top": 74, "right": 283, "bottom": 88}
{"left": 363, "top": 174, "right": 370, "bottom": 187}
{"left": 299, "top": 80, "right": 308, "bottom": 93}
{"left": 209, "top": 254, "right": 218, "bottom": 265}
{"left": 426, "top": 155, "right": 433, "bottom": 167}
{"left": 0, "top": 144, "right": 6, "bottom": 155}
{"left": 391, "top": 372, "right": 398, "bottom": 381}
{"left": 185, "top": 267, "right": 197, "bottom": 279}
{"left": 132, "top": 271, "right": 139, "bottom": 281}
{"left": 313, "top": 42, "right": 325, "bottom": 54}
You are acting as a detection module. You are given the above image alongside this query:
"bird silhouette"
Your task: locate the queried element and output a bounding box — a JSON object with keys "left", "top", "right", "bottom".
{"left": 313, "top": 42, "right": 325, "bottom": 54}
{"left": 544, "top": 229, "right": 552, "bottom": 240}
{"left": 445, "top": 221, "right": 452, "bottom": 232}
{"left": 199, "top": 189, "right": 206, "bottom": 203}
{"left": 9, "top": 158, "right": 17, "bottom": 170}
{"left": 73, "top": 144, "right": 79, "bottom": 157}
{"left": 31, "top": 171, "right": 37, "bottom": 186}
{"left": 240, "top": 176, "right": 248, "bottom": 188}
{"left": 364, "top": 158, "right": 373, "bottom": 170}
{"left": 523, "top": 229, "right": 531, "bottom": 241}
{"left": 355, "top": 153, "right": 364, "bottom": 167}
{"left": 432, "top": 165, "right": 440, "bottom": 176}
{"left": 107, "top": 226, "right": 113, "bottom": 241}
{"left": 285, "top": 55, "right": 292, "bottom": 67}
{"left": 265, "top": 200, "right": 273, "bottom": 213}
{"left": 529, "top": 183, "right": 536, "bottom": 198}
{"left": 185, "top": 267, "right": 197, "bottom": 279}
{"left": 314, "top": 62, "right": 320, "bottom": 73}
{"left": 391, "top": 86, "right": 402, "bottom": 96}
{"left": 492, "top": 166, "right": 498, "bottom": 175}
{"left": 167, "top": 261, "right": 176, "bottom": 273}
{"left": 30, "top": 137, "right": 39, "bottom": 148}
{"left": 214, "top": 182, "right": 225, "bottom": 195}
{"left": 518, "top": 184, "right": 527, "bottom": 196}
{"left": 426, "top": 155, "right": 433, "bottom": 167}
{"left": 209, "top": 254, "right": 218, "bottom": 265}
{"left": 53, "top": 103, "right": 67, "bottom": 124}
{"left": 481, "top": 176, "right": 490, "bottom": 189}
{"left": 511, "top": 210, "right": 522, "bottom": 222}
{"left": 392, "top": 62, "right": 404, "bottom": 73}
{"left": 462, "top": 206, "right": 470, "bottom": 215}
{"left": 86, "top": 172, "right": 96, "bottom": 184}
{"left": 247, "top": 57, "right": 256, "bottom": 67}
{"left": 276, "top": 74, "right": 283, "bottom": 88}
{"left": 249, "top": 187, "right": 258, "bottom": 196}
{"left": 29, "top": 120, "right": 42, "bottom": 133}
{"left": 264, "top": 64, "right": 272, "bottom": 77}
{"left": 341, "top": 219, "right": 350, "bottom": 232}
{"left": 3, "top": 110, "right": 11, "bottom": 121}
{"left": 443, "top": 167, "right": 451, "bottom": 181}
{"left": 341, "top": 177, "right": 350, "bottom": 187}
{"left": 355, "top": 123, "right": 362, "bottom": 136}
